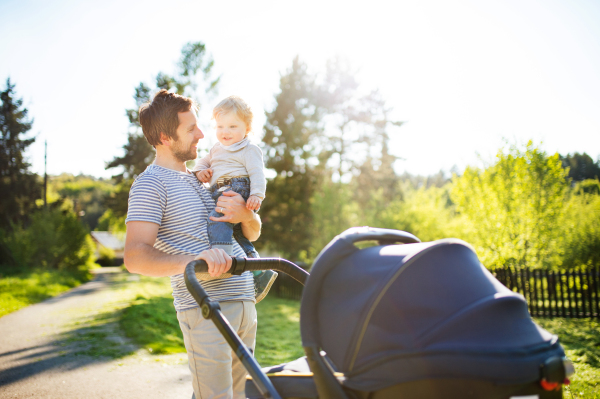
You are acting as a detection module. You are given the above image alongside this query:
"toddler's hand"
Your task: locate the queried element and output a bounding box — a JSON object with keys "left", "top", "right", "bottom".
{"left": 246, "top": 195, "right": 262, "bottom": 211}
{"left": 195, "top": 169, "right": 213, "bottom": 183}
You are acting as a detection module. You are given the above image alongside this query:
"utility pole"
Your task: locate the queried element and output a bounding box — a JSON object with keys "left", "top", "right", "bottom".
{"left": 44, "top": 140, "right": 47, "bottom": 208}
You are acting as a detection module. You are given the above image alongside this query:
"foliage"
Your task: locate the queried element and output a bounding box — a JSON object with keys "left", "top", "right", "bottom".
{"left": 96, "top": 208, "right": 126, "bottom": 233}
{"left": 258, "top": 57, "right": 322, "bottom": 259}
{"left": 305, "top": 176, "right": 360, "bottom": 260}
{"left": 375, "top": 183, "right": 457, "bottom": 242}
{"left": 315, "top": 58, "right": 403, "bottom": 182}
{"left": 561, "top": 152, "right": 600, "bottom": 182}
{"left": 0, "top": 267, "right": 92, "bottom": 318}
{"left": 0, "top": 78, "right": 41, "bottom": 234}
{"left": 304, "top": 175, "right": 455, "bottom": 260}
{"left": 259, "top": 56, "right": 403, "bottom": 260}
{"left": 47, "top": 173, "right": 114, "bottom": 230}
{"left": 1, "top": 204, "right": 96, "bottom": 271}
{"left": 451, "top": 142, "right": 568, "bottom": 269}
{"left": 560, "top": 180, "right": 600, "bottom": 269}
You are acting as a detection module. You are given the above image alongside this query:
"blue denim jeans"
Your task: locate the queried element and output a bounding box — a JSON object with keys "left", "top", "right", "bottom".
{"left": 208, "top": 177, "right": 258, "bottom": 257}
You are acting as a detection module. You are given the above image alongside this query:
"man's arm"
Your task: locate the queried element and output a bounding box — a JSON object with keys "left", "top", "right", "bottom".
{"left": 210, "top": 190, "right": 262, "bottom": 242}
{"left": 124, "top": 221, "right": 232, "bottom": 277}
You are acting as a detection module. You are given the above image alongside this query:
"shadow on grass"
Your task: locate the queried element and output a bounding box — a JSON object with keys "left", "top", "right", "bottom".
{"left": 120, "top": 296, "right": 185, "bottom": 355}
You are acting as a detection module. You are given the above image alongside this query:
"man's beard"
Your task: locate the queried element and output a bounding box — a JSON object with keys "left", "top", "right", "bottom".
{"left": 171, "top": 140, "right": 196, "bottom": 162}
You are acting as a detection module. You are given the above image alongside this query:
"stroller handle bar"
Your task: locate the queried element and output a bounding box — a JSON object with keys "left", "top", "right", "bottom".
{"left": 339, "top": 226, "right": 421, "bottom": 245}
{"left": 184, "top": 257, "right": 309, "bottom": 318}
{"left": 184, "top": 257, "right": 309, "bottom": 399}
{"left": 187, "top": 257, "right": 309, "bottom": 286}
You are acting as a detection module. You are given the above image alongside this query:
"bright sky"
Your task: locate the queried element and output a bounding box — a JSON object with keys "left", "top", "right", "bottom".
{"left": 1, "top": 0, "right": 599, "bottom": 179}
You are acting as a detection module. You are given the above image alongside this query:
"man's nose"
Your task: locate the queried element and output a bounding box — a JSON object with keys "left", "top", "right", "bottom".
{"left": 195, "top": 127, "right": 204, "bottom": 139}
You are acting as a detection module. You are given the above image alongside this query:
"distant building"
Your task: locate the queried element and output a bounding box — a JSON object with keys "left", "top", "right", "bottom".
{"left": 90, "top": 231, "right": 125, "bottom": 266}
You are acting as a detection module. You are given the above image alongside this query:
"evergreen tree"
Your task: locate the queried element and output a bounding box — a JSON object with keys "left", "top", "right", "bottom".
{"left": 258, "top": 57, "right": 323, "bottom": 259}
{"left": 560, "top": 152, "right": 600, "bottom": 182}
{"left": 0, "top": 78, "right": 41, "bottom": 230}
{"left": 259, "top": 57, "right": 406, "bottom": 259}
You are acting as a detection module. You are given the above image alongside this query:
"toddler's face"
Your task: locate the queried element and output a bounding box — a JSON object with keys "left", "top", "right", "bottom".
{"left": 215, "top": 112, "right": 249, "bottom": 146}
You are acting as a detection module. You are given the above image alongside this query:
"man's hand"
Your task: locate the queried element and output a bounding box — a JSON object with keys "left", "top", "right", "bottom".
{"left": 194, "top": 248, "right": 231, "bottom": 277}
{"left": 211, "top": 191, "right": 261, "bottom": 242}
{"left": 246, "top": 195, "right": 262, "bottom": 211}
{"left": 195, "top": 169, "right": 213, "bottom": 183}
{"left": 211, "top": 190, "right": 254, "bottom": 223}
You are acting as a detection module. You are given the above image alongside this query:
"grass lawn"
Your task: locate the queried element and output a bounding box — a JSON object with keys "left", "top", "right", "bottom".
{"left": 118, "top": 277, "right": 303, "bottom": 365}
{"left": 0, "top": 267, "right": 92, "bottom": 318}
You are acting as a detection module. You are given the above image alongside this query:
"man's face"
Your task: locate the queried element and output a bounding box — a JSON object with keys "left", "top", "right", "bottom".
{"left": 170, "top": 110, "right": 204, "bottom": 162}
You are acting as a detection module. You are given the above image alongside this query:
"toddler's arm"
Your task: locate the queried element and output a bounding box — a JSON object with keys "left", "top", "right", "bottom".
{"left": 246, "top": 195, "right": 263, "bottom": 211}
{"left": 195, "top": 169, "right": 213, "bottom": 183}
{"left": 244, "top": 144, "right": 267, "bottom": 201}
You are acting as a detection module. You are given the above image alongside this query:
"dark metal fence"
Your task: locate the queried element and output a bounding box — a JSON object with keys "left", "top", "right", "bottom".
{"left": 492, "top": 266, "right": 600, "bottom": 319}
{"left": 271, "top": 270, "right": 304, "bottom": 301}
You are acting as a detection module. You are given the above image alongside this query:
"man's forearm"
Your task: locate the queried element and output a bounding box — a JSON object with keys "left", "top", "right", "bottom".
{"left": 124, "top": 242, "right": 194, "bottom": 277}
{"left": 241, "top": 212, "right": 261, "bottom": 242}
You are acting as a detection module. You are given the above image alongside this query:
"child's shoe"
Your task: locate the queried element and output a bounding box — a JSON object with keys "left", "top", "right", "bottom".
{"left": 253, "top": 270, "right": 278, "bottom": 303}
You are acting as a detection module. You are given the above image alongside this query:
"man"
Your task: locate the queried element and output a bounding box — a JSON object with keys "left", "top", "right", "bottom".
{"left": 124, "top": 89, "right": 261, "bottom": 399}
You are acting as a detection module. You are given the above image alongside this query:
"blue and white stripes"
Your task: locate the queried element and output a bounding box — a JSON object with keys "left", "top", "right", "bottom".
{"left": 126, "top": 164, "right": 254, "bottom": 312}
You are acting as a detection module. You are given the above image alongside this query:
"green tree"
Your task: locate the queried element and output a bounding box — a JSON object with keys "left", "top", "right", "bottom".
{"left": 371, "top": 183, "right": 456, "bottom": 241}
{"left": 2, "top": 202, "right": 95, "bottom": 271}
{"left": 258, "top": 57, "right": 323, "bottom": 259}
{"left": 316, "top": 58, "right": 403, "bottom": 183}
{"left": 451, "top": 141, "right": 568, "bottom": 269}
{"left": 0, "top": 78, "right": 41, "bottom": 231}
{"left": 560, "top": 152, "right": 600, "bottom": 182}
{"left": 104, "top": 42, "right": 219, "bottom": 227}
{"left": 306, "top": 175, "right": 359, "bottom": 260}
{"left": 49, "top": 174, "right": 114, "bottom": 230}
{"left": 561, "top": 179, "right": 600, "bottom": 269}
{"left": 260, "top": 57, "right": 406, "bottom": 260}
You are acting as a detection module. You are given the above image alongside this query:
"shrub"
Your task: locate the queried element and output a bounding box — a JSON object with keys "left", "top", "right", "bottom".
{"left": 2, "top": 205, "right": 95, "bottom": 272}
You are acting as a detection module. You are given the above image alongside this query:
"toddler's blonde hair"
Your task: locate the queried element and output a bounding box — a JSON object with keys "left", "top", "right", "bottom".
{"left": 212, "top": 96, "right": 253, "bottom": 135}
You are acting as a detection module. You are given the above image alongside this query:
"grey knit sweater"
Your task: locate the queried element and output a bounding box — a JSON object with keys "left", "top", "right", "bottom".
{"left": 192, "top": 138, "right": 266, "bottom": 199}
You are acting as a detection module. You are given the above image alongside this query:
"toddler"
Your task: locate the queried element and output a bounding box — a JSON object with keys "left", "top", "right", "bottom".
{"left": 193, "top": 95, "right": 277, "bottom": 302}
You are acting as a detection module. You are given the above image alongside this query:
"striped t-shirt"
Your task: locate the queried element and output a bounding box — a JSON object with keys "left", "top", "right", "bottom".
{"left": 125, "top": 164, "right": 254, "bottom": 312}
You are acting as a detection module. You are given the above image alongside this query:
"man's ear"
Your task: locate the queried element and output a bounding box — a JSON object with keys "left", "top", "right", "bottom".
{"left": 159, "top": 132, "right": 171, "bottom": 147}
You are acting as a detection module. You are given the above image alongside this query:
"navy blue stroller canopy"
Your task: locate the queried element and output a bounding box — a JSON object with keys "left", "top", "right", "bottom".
{"left": 299, "top": 227, "right": 565, "bottom": 392}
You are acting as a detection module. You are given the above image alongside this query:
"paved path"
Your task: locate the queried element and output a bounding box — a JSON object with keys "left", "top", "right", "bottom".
{"left": 0, "top": 268, "right": 192, "bottom": 398}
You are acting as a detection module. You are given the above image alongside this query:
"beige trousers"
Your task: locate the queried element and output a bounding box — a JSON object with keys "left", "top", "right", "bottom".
{"left": 177, "top": 301, "right": 257, "bottom": 399}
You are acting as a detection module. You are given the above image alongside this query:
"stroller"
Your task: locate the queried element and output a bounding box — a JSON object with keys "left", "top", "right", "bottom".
{"left": 184, "top": 227, "right": 574, "bottom": 399}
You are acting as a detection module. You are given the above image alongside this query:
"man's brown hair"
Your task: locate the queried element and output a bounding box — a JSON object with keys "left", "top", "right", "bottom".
{"left": 138, "top": 90, "right": 197, "bottom": 147}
